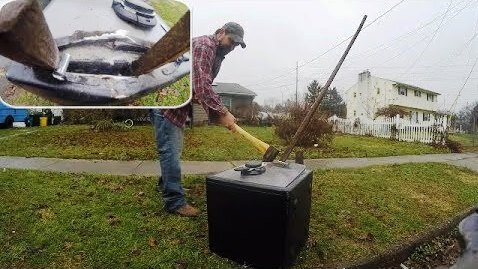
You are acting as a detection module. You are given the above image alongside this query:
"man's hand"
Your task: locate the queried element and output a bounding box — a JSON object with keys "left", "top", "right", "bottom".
{"left": 218, "top": 109, "right": 237, "bottom": 132}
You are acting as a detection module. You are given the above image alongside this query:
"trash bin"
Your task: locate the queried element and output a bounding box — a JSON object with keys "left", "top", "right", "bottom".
{"left": 40, "top": 116, "right": 48, "bottom": 127}
{"left": 53, "top": 116, "right": 61, "bottom": 125}
{"left": 30, "top": 114, "right": 42, "bottom": 126}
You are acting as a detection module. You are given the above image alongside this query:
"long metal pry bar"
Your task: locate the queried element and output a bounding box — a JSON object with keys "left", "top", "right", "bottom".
{"left": 279, "top": 15, "right": 368, "bottom": 162}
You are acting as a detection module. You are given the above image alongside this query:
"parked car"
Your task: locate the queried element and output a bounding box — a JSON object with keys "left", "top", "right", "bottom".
{"left": 0, "top": 101, "right": 28, "bottom": 128}
{"left": 258, "top": 111, "right": 273, "bottom": 126}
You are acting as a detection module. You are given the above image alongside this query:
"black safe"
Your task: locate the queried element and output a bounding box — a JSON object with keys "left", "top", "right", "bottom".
{"left": 206, "top": 162, "right": 313, "bottom": 269}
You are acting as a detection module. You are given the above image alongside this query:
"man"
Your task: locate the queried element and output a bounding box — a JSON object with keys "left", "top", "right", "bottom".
{"left": 151, "top": 22, "right": 246, "bottom": 217}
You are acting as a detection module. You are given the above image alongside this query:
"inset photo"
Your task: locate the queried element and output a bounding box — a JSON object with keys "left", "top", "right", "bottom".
{"left": 0, "top": 0, "right": 190, "bottom": 107}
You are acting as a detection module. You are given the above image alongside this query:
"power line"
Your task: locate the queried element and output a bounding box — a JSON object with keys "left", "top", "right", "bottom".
{"left": 315, "top": 0, "right": 470, "bottom": 70}
{"left": 345, "top": 0, "right": 477, "bottom": 85}
{"left": 381, "top": 34, "right": 435, "bottom": 65}
{"left": 300, "top": 0, "right": 407, "bottom": 68}
{"left": 251, "top": 0, "right": 475, "bottom": 92}
{"left": 398, "top": 0, "right": 454, "bottom": 79}
{"left": 251, "top": 0, "right": 477, "bottom": 92}
{"left": 448, "top": 55, "right": 478, "bottom": 112}
{"left": 417, "top": 0, "right": 478, "bottom": 81}
{"left": 415, "top": 0, "right": 478, "bottom": 65}
{"left": 295, "top": 61, "right": 298, "bottom": 105}
{"left": 243, "top": 0, "right": 406, "bottom": 88}
{"left": 344, "top": 0, "right": 468, "bottom": 63}
{"left": 307, "top": 63, "right": 478, "bottom": 70}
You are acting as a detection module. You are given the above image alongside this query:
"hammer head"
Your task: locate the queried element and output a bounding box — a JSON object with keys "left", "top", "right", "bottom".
{"left": 262, "top": 146, "right": 279, "bottom": 162}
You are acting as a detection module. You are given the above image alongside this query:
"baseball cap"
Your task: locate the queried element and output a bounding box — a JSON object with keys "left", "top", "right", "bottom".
{"left": 222, "top": 22, "right": 246, "bottom": 48}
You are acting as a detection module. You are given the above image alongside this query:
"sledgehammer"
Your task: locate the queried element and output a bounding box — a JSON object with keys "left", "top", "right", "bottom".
{"left": 0, "top": 0, "right": 70, "bottom": 80}
{"left": 233, "top": 124, "right": 279, "bottom": 162}
{"left": 0, "top": 0, "right": 59, "bottom": 70}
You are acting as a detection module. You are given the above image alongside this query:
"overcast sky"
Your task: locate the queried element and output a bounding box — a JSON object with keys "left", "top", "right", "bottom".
{"left": 184, "top": 0, "right": 478, "bottom": 113}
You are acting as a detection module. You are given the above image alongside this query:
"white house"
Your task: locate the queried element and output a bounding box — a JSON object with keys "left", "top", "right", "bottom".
{"left": 346, "top": 71, "right": 441, "bottom": 123}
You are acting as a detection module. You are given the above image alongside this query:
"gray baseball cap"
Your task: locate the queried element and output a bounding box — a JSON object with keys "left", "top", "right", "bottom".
{"left": 222, "top": 22, "right": 246, "bottom": 48}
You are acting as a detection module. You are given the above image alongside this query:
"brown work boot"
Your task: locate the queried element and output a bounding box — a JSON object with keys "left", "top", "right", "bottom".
{"left": 174, "top": 204, "right": 200, "bottom": 217}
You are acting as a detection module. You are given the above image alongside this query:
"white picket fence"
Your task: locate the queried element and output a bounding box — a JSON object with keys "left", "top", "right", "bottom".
{"left": 328, "top": 115, "right": 448, "bottom": 144}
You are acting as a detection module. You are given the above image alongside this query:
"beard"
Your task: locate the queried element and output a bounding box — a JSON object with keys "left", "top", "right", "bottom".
{"left": 211, "top": 46, "right": 231, "bottom": 80}
{"left": 216, "top": 45, "right": 234, "bottom": 57}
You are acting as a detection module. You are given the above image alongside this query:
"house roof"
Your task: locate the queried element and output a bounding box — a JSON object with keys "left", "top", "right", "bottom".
{"left": 212, "top": 82, "right": 257, "bottom": 97}
{"left": 346, "top": 71, "right": 441, "bottom": 96}
{"left": 372, "top": 74, "right": 441, "bottom": 95}
{"left": 391, "top": 81, "right": 441, "bottom": 95}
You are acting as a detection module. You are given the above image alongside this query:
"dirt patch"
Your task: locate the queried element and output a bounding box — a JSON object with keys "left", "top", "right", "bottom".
{"left": 37, "top": 207, "right": 55, "bottom": 221}
{"left": 0, "top": 75, "right": 26, "bottom": 104}
{"left": 385, "top": 229, "right": 462, "bottom": 269}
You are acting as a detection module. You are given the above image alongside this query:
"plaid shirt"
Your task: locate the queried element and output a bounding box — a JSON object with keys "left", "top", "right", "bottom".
{"left": 162, "top": 35, "right": 226, "bottom": 128}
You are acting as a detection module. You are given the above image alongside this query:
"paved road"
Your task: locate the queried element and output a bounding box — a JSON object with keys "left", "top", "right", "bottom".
{"left": 0, "top": 153, "right": 476, "bottom": 176}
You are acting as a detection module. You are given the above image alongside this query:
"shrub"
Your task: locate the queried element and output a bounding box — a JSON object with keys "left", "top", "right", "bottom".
{"left": 274, "top": 104, "right": 333, "bottom": 148}
{"left": 63, "top": 109, "right": 151, "bottom": 125}
{"left": 375, "top": 105, "right": 409, "bottom": 118}
{"left": 90, "top": 120, "right": 129, "bottom": 132}
{"left": 445, "top": 138, "right": 463, "bottom": 153}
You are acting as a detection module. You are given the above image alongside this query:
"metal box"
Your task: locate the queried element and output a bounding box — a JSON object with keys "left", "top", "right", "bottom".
{"left": 206, "top": 162, "right": 312, "bottom": 269}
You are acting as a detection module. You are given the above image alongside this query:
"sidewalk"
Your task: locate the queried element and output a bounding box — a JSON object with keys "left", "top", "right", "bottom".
{"left": 0, "top": 153, "right": 477, "bottom": 176}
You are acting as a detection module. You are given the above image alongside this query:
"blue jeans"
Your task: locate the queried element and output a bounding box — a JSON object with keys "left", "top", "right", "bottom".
{"left": 151, "top": 110, "right": 186, "bottom": 212}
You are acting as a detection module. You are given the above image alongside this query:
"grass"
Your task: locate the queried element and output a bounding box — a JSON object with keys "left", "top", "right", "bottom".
{"left": 133, "top": 0, "right": 191, "bottom": 107}
{"left": 0, "top": 128, "right": 35, "bottom": 138}
{"left": 1, "top": 163, "right": 478, "bottom": 268}
{"left": 2, "top": 0, "right": 190, "bottom": 108}
{"left": 151, "top": 0, "right": 189, "bottom": 27}
{"left": 0, "top": 125, "right": 448, "bottom": 161}
{"left": 6, "top": 90, "right": 56, "bottom": 107}
{"left": 134, "top": 76, "right": 191, "bottom": 107}
{"left": 450, "top": 133, "right": 478, "bottom": 152}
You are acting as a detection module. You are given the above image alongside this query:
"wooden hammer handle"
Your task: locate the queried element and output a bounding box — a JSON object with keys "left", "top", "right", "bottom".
{"left": 132, "top": 10, "right": 190, "bottom": 76}
{"left": 233, "top": 124, "right": 270, "bottom": 154}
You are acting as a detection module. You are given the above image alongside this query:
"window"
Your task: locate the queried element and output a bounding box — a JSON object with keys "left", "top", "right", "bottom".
{"left": 220, "top": 96, "right": 232, "bottom": 110}
{"left": 354, "top": 110, "right": 356, "bottom": 116}
{"left": 398, "top": 87, "right": 407, "bottom": 96}
{"left": 414, "top": 90, "right": 421, "bottom": 97}
{"left": 354, "top": 92, "right": 357, "bottom": 98}
{"left": 423, "top": 113, "right": 431, "bottom": 121}
{"left": 427, "top": 94, "right": 435, "bottom": 102}
{"left": 377, "top": 88, "right": 380, "bottom": 94}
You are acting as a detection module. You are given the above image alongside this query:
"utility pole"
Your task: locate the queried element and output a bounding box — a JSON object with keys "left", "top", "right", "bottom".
{"left": 295, "top": 61, "right": 298, "bottom": 106}
{"left": 473, "top": 111, "right": 476, "bottom": 147}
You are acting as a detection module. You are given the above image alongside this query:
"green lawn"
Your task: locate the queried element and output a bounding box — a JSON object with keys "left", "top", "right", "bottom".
{"left": 0, "top": 125, "right": 448, "bottom": 161}
{"left": 133, "top": 0, "right": 191, "bottom": 107}
{"left": 151, "top": 0, "right": 189, "bottom": 27}
{"left": 450, "top": 133, "right": 478, "bottom": 152}
{"left": 1, "top": 163, "right": 477, "bottom": 268}
{"left": 0, "top": 128, "right": 35, "bottom": 138}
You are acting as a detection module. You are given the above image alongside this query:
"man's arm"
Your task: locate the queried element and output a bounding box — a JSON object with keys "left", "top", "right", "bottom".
{"left": 193, "top": 44, "right": 236, "bottom": 130}
{"left": 193, "top": 44, "right": 226, "bottom": 115}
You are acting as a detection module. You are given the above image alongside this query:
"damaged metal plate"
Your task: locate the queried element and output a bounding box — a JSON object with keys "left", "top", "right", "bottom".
{"left": 3, "top": 0, "right": 190, "bottom": 106}
{"left": 211, "top": 162, "right": 307, "bottom": 189}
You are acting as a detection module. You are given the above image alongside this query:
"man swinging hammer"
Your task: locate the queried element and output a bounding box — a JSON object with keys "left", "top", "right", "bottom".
{"left": 151, "top": 22, "right": 246, "bottom": 217}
